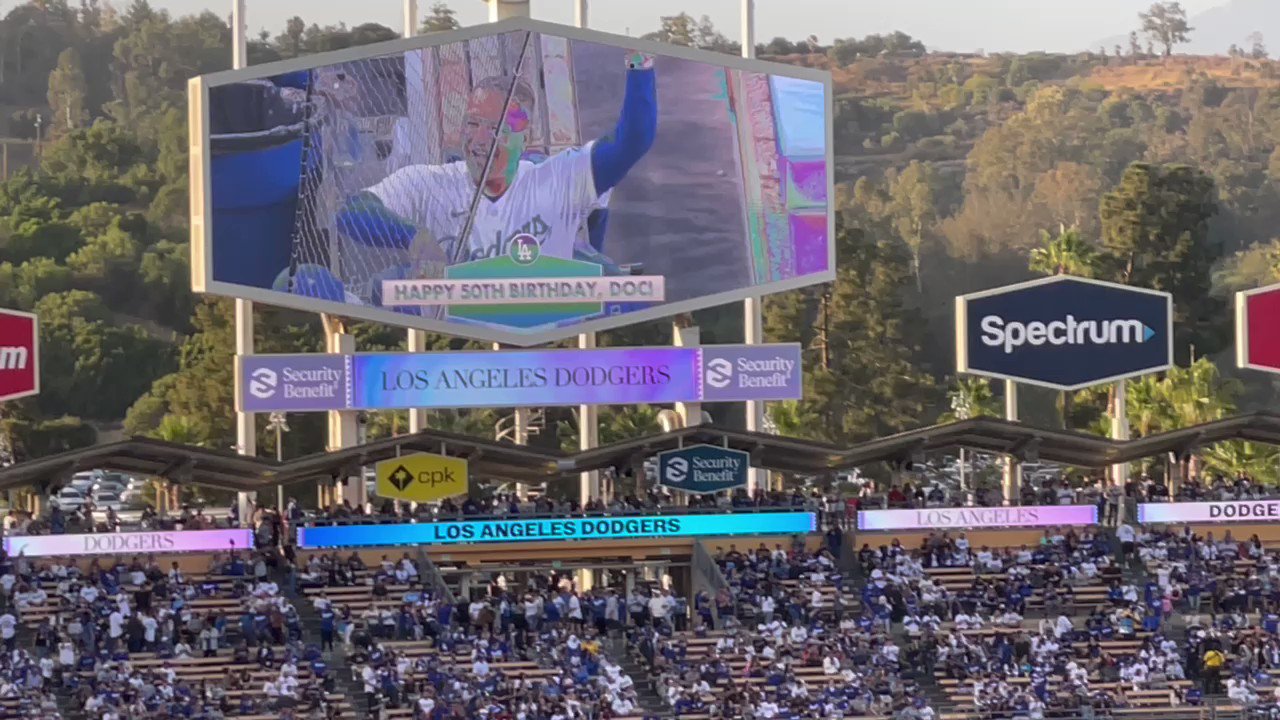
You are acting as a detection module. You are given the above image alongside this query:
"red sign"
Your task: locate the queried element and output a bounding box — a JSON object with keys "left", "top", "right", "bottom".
{"left": 0, "top": 310, "right": 38, "bottom": 402}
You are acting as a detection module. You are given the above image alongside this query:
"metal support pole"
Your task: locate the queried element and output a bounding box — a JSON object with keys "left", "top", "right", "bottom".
{"left": 578, "top": 334, "right": 600, "bottom": 507}
{"left": 565, "top": 0, "right": 595, "bottom": 510}
{"left": 231, "top": 0, "right": 254, "bottom": 529}
{"left": 407, "top": 331, "right": 428, "bottom": 434}
{"left": 403, "top": 0, "right": 418, "bottom": 37}
{"left": 740, "top": 0, "right": 755, "bottom": 58}
{"left": 1111, "top": 380, "right": 1130, "bottom": 525}
{"left": 403, "top": 0, "right": 429, "bottom": 437}
{"left": 325, "top": 316, "right": 364, "bottom": 508}
{"left": 485, "top": 0, "right": 531, "bottom": 22}
{"left": 741, "top": 1, "right": 764, "bottom": 497}
{"left": 673, "top": 322, "right": 702, "bottom": 428}
{"left": 1002, "top": 380, "right": 1020, "bottom": 505}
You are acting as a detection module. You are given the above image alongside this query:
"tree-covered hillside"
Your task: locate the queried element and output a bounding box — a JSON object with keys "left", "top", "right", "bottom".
{"left": 1, "top": 1, "right": 1278, "bottom": 483}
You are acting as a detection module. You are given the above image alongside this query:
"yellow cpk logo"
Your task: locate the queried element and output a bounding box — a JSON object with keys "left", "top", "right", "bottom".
{"left": 374, "top": 452, "right": 468, "bottom": 503}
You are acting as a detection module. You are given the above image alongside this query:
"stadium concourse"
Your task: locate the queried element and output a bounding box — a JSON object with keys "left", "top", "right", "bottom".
{"left": 7, "top": 422, "right": 1280, "bottom": 718}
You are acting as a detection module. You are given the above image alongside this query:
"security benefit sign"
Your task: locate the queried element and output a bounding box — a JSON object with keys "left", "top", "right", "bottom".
{"left": 656, "top": 444, "right": 750, "bottom": 494}
{"left": 374, "top": 453, "right": 468, "bottom": 503}
{"left": 956, "top": 276, "right": 1173, "bottom": 391}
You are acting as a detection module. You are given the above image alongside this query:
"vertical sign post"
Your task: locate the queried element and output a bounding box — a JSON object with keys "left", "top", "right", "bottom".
{"left": 741, "top": 0, "right": 766, "bottom": 496}
{"left": 231, "top": 0, "right": 254, "bottom": 527}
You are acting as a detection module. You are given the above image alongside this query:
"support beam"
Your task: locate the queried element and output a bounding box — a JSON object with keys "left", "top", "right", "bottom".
{"left": 231, "top": 0, "right": 254, "bottom": 529}
{"left": 484, "top": 0, "right": 531, "bottom": 22}
{"left": 740, "top": 0, "right": 763, "bottom": 498}
{"left": 325, "top": 317, "right": 363, "bottom": 508}
{"left": 1002, "top": 380, "right": 1020, "bottom": 505}
{"left": 407, "top": 330, "right": 428, "bottom": 433}
{"left": 578, "top": 333, "right": 600, "bottom": 506}
{"left": 673, "top": 322, "right": 702, "bottom": 428}
{"left": 1111, "top": 380, "right": 1130, "bottom": 525}
{"left": 403, "top": 0, "right": 418, "bottom": 37}
{"left": 572, "top": 0, "right": 587, "bottom": 28}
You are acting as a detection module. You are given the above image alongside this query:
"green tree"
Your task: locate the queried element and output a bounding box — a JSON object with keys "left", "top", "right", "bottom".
{"left": 1099, "top": 163, "right": 1223, "bottom": 358}
{"left": 1028, "top": 227, "right": 1098, "bottom": 277}
{"left": 642, "top": 13, "right": 736, "bottom": 53}
{"left": 35, "top": 289, "right": 174, "bottom": 420}
{"left": 780, "top": 223, "right": 937, "bottom": 444}
{"left": 421, "top": 2, "right": 461, "bottom": 33}
{"left": 1139, "top": 1, "right": 1192, "bottom": 57}
{"left": 886, "top": 161, "right": 941, "bottom": 290}
{"left": 47, "top": 47, "right": 89, "bottom": 134}
{"left": 940, "top": 377, "right": 1000, "bottom": 422}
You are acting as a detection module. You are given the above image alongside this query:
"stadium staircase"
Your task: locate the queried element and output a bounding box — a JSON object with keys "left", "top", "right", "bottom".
{"left": 605, "top": 635, "right": 673, "bottom": 718}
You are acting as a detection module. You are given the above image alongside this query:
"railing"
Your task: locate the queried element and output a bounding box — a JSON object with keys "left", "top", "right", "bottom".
{"left": 414, "top": 547, "right": 457, "bottom": 606}
{"left": 301, "top": 503, "right": 824, "bottom": 527}
{"left": 691, "top": 538, "right": 730, "bottom": 628}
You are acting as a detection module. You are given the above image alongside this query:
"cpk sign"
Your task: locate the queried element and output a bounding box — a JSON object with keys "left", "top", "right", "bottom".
{"left": 1236, "top": 282, "right": 1280, "bottom": 374}
{"left": 956, "top": 276, "right": 1172, "bottom": 391}
{"left": 0, "top": 309, "right": 38, "bottom": 402}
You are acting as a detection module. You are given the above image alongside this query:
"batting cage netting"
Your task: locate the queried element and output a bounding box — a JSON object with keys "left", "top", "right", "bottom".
{"left": 280, "top": 30, "right": 581, "bottom": 315}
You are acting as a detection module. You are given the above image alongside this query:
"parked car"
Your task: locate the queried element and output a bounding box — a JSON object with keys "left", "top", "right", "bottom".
{"left": 91, "top": 491, "right": 123, "bottom": 512}
{"left": 51, "top": 487, "right": 88, "bottom": 513}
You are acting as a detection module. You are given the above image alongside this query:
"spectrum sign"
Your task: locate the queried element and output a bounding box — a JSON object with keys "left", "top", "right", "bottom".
{"left": 956, "top": 276, "right": 1172, "bottom": 391}
{"left": 238, "top": 343, "right": 802, "bottom": 412}
{"left": 297, "top": 511, "right": 817, "bottom": 549}
{"left": 1139, "top": 501, "right": 1280, "bottom": 524}
{"left": 3, "top": 529, "right": 254, "bottom": 557}
{"left": 858, "top": 505, "right": 1098, "bottom": 531}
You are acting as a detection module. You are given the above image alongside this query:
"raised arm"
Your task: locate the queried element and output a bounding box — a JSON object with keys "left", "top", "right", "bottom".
{"left": 336, "top": 191, "right": 416, "bottom": 251}
{"left": 590, "top": 53, "right": 658, "bottom": 196}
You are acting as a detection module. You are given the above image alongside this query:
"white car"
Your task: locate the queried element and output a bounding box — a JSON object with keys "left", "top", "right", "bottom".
{"left": 51, "top": 487, "right": 88, "bottom": 513}
{"left": 91, "top": 491, "right": 123, "bottom": 512}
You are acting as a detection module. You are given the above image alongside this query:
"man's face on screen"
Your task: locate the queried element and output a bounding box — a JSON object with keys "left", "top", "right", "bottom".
{"left": 464, "top": 86, "right": 528, "bottom": 196}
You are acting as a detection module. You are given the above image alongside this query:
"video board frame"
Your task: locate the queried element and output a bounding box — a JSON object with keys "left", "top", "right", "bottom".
{"left": 188, "top": 17, "right": 835, "bottom": 346}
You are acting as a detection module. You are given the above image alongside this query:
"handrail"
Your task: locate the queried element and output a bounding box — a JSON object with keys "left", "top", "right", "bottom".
{"left": 691, "top": 538, "right": 730, "bottom": 629}
{"left": 415, "top": 546, "right": 456, "bottom": 606}
{"left": 301, "top": 503, "right": 820, "bottom": 527}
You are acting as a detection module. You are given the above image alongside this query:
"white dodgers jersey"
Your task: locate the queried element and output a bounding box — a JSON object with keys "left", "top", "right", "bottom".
{"left": 367, "top": 141, "right": 598, "bottom": 264}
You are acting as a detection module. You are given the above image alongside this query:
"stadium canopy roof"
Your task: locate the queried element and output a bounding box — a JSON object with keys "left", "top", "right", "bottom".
{"left": 0, "top": 438, "right": 272, "bottom": 494}
{"left": 5, "top": 412, "right": 1280, "bottom": 493}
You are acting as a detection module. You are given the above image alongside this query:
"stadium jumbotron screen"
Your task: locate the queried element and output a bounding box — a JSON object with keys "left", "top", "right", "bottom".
{"left": 189, "top": 19, "right": 833, "bottom": 345}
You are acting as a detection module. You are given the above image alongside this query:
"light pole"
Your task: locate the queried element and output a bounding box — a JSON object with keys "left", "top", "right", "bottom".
{"left": 268, "top": 412, "right": 289, "bottom": 513}
{"left": 950, "top": 393, "right": 972, "bottom": 504}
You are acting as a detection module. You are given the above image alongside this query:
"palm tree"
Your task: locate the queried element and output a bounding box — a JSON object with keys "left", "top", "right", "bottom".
{"left": 1029, "top": 227, "right": 1100, "bottom": 428}
{"left": 941, "top": 377, "right": 1000, "bottom": 501}
{"left": 1028, "top": 227, "right": 1098, "bottom": 278}
{"left": 769, "top": 400, "right": 823, "bottom": 439}
{"left": 557, "top": 406, "right": 663, "bottom": 497}
{"left": 145, "top": 414, "right": 204, "bottom": 512}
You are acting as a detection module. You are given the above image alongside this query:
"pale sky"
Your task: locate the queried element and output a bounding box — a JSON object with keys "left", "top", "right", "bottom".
{"left": 144, "top": 0, "right": 1229, "bottom": 54}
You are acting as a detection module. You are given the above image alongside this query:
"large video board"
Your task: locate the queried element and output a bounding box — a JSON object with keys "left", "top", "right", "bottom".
{"left": 189, "top": 19, "right": 833, "bottom": 346}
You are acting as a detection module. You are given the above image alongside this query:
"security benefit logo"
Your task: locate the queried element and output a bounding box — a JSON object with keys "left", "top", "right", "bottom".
{"left": 374, "top": 453, "right": 468, "bottom": 503}
{"left": 655, "top": 444, "right": 750, "bottom": 494}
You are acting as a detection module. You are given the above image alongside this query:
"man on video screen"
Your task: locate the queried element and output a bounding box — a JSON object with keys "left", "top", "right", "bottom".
{"left": 338, "top": 50, "right": 657, "bottom": 281}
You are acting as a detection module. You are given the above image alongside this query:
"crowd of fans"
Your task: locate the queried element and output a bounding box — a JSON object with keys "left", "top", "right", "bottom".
{"left": 14, "top": 470, "right": 1280, "bottom": 720}
{"left": 0, "top": 547, "right": 349, "bottom": 720}
{"left": 299, "top": 548, "right": 651, "bottom": 719}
